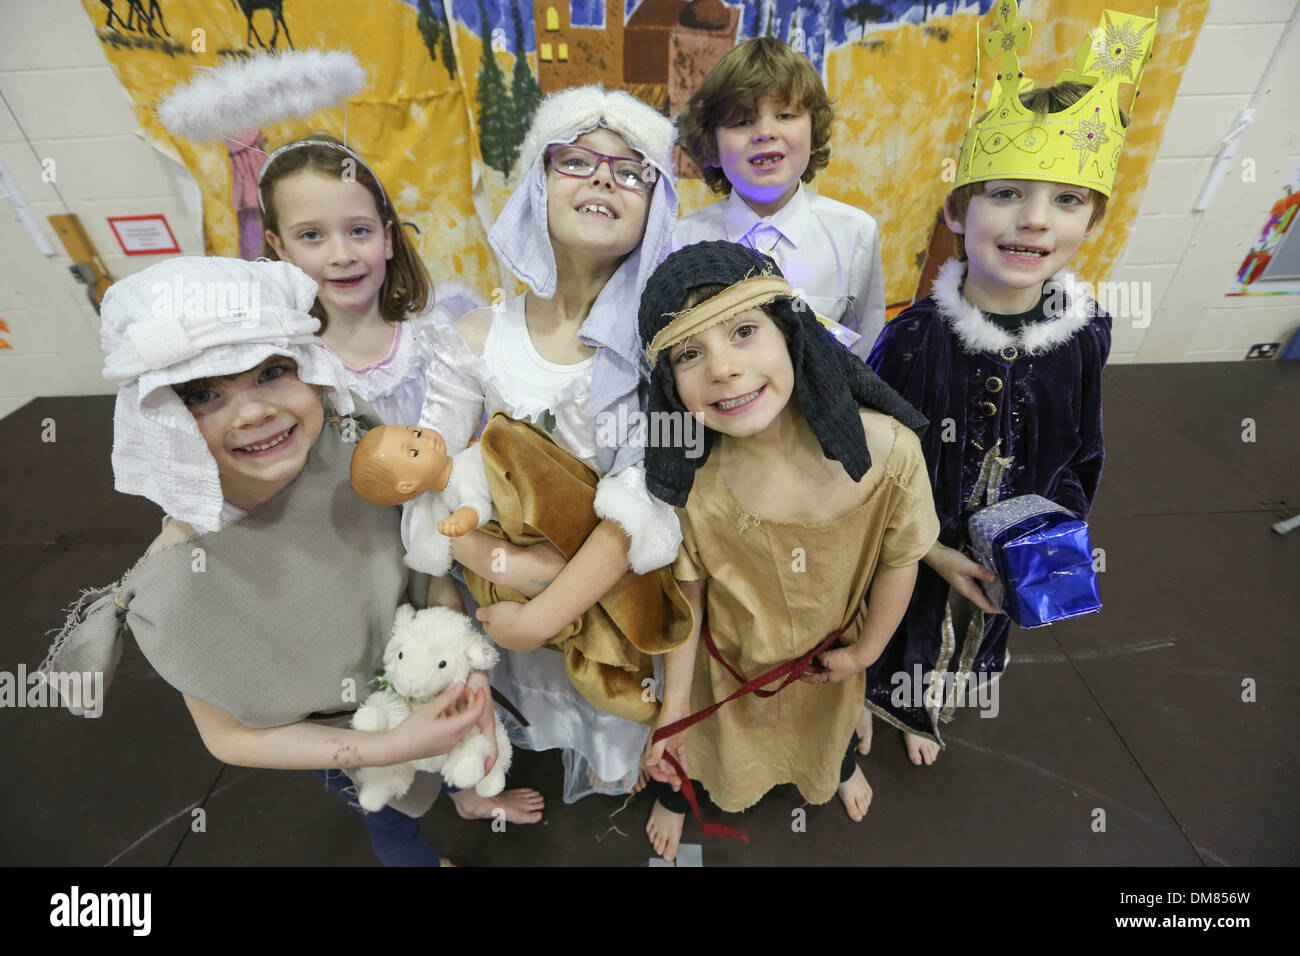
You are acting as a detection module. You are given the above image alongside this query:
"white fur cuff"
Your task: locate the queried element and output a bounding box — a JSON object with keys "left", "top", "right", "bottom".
{"left": 594, "top": 466, "right": 681, "bottom": 575}
{"left": 401, "top": 495, "right": 454, "bottom": 577}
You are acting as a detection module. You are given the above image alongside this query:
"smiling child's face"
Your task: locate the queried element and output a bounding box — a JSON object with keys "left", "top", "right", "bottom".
{"left": 545, "top": 128, "right": 652, "bottom": 263}
{"left": 175, "top": 355, "right": 324, "bottom": 511}
{"left": 713, "top": 97, "right": 813, "bottom": 217}
{"left": 264, "top": 170, "right": 394, "bottom": 324}
{"left": 669, "top": 307, "right": 795, "bottom": 440}
{"left": 947, "top": 178, "right": 1095, "bottom": 314}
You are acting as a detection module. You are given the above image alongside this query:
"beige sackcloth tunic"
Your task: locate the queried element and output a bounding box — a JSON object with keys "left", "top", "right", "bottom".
{"left": 674, "top": 419, "right": 939, "bottom": 812}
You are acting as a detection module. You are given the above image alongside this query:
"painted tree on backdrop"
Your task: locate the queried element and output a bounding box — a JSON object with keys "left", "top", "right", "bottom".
{"left": 417, "top": 0, "right": 458, "bottom": 79}
{"left": 510, "top": 4, "right": 542, "bottom": 140}
{"left": 476, "top": 0, "right": 518, "bottom": 174}
{"left": 844, "top": 1, "right": 889, "bottom": 42}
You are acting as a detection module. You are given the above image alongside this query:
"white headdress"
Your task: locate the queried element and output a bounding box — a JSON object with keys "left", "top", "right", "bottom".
{"left": 101, "top": 257, "right": 353, "bottom": 533}
{"left": 489, "top": 85, "right": 678, "bottom": 304}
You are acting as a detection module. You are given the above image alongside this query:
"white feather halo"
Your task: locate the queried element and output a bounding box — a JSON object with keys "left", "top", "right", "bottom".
{"left": 157, "top": 49, "right": 367, "bottom": 142}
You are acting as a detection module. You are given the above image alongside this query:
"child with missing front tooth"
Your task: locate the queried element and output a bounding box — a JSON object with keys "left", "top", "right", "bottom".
{"left": 415, "top": 85, "right": 691, "bottom": 802}
{"left": 674, "top": 37, "right": 885, "bottom": 357}
{"left": 863, "top": 5, "right": 1155, "bottom": 767}
{"left": 637, "top": 240, "right": 939, "bottom": 862}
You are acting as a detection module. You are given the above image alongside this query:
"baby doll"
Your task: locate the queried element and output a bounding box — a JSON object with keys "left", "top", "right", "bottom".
{"left": 350, "top": 423, "right": 494, "bottom": 575}
{"left": 350, "top": 413, "right": 694, "bottom": 727}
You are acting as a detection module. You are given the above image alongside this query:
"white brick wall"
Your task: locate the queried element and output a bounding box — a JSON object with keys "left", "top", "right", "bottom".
{"left": 0, "top": 0, "right": 203, "bottom": 415}
{"left": 2, "top": 0, "right": 1299, "bottom": 423}
{"left": 1125, "top": 0, "right": 1300, "bottom": 362}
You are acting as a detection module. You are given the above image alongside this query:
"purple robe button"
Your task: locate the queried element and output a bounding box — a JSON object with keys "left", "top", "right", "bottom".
{"left": 986, "top": 376, "right": 1004, "bottom": 393}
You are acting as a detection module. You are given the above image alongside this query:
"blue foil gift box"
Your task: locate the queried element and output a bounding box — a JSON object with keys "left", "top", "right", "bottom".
{"left": 967, "top": 494, "right": 1102, "bottom": 628}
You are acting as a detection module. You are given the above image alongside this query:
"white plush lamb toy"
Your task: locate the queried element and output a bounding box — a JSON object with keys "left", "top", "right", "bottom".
{"left": 350, "top": 604, "right": 512, "bottom": 812}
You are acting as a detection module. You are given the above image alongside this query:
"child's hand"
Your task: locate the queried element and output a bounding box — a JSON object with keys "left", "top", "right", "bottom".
{"left": 926, "top": 542, "right": 1003, "bottom": 615}
{"left": 475, "top": 600, "right": 557, "bottom": 652}
{"left": 395, "top": 682, "right": 488, "bottom": 762}
{"left": 465, "top": 669, "right": 498, "bottom": 775}
{"left": 642, "top": 708, "right": 689, "bottom": 790}
{"left": 805, "top": 645, "right": 868, "bottom": 684}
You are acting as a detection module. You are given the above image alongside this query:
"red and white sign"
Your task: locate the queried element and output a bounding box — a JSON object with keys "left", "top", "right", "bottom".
{"left": 106, "top": 214, "right": 180, "bottom": 255}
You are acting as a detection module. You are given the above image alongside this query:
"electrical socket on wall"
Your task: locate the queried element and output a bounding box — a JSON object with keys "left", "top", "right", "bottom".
{"left": 1246, "top": 343, "right": 1279, "bottom": 359}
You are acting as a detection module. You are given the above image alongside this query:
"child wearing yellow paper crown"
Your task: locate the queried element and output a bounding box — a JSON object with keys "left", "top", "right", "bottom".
{"left": 864, "top": 4, "right": 1156, "bottom": 765}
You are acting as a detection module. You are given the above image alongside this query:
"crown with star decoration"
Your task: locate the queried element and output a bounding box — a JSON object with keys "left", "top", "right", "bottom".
{"left": 954, "top": 2, "right": 1158, "bottom": 197}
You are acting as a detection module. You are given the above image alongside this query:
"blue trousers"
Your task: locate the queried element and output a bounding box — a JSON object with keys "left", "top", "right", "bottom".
{"left": 313, "top": 769, "right": 442, "bottom": 867}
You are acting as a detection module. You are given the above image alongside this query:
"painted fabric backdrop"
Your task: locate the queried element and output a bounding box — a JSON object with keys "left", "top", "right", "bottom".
{"left": 83, "top": 0, "right": 1208, "bottom": 309}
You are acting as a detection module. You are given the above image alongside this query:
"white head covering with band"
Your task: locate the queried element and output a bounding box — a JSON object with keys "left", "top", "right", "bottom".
{"left": 101, "top": 257, "right": 353, "bottom": 533}
{"left": 489, "top": 84, "right": 677, "bottom": 311}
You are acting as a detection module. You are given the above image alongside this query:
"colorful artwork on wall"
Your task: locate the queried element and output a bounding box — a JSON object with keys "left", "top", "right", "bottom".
{"left": 80, "top": 0, "right": 1208, "bottom": 311}
{"left": 1227, "top": 160, "right": 1300, "bottom": 297}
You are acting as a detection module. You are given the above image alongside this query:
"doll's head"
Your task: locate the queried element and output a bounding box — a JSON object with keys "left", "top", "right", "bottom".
{"left": 638, "top": 241, "right": 926, "bottom": 506}
{"left": 99, "top": 256, "right": 353, "bottom": 532}
{"left": 258, "top": 134, "right": 431, "bottom": 330}
{"left": 490, "top": 85, "right": 678, "bottom": 302}
{"left": 350, "top": 425, "right": 453, "bottom": 506}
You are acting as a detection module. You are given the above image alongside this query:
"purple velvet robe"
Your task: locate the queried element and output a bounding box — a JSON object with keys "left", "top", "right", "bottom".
{"left": 862, "top": 261, "right": 1110, "bottom": 740}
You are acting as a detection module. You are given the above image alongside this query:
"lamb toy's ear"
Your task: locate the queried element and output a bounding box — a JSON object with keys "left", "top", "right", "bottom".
{"left": 393, "top": 604, "right": 417, "bottom": 630}
{"left": 465, "top": 631, "right": 500, "bottom": 671}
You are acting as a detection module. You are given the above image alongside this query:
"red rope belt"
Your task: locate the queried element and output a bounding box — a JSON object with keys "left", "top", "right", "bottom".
{"left": 650, "top": 604, "right": 863, "bottom": 843}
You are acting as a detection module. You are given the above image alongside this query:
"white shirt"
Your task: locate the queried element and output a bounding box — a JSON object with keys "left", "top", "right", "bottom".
{"left": 673, "top": 182, "right": 886, "bottom": 358}
{"left": 419, "top": 294, "right": 598, "bottom": 469}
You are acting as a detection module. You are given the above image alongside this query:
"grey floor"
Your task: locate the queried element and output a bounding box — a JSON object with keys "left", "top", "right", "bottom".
{"left": 2, "top": 361, "right": 1297, "bottom": 866}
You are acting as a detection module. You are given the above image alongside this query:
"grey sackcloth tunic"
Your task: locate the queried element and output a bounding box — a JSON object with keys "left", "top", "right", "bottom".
{"left": 45, "top": 412, "right": 441, "bottom": 816}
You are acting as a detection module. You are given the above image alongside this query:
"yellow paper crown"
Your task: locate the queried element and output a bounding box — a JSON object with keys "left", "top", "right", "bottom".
{"left": 955, "top": 2, "right": 1157, "bottom": 197}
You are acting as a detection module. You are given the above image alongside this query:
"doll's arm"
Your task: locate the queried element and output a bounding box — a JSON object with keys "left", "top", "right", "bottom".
{"left": 474, "top": 520, "right": 631, "bottom": 652}
{"left": 437, "top": 444, "right": 494, "bottom": 537}
{"left": 182, "top": 686, "right": 486, "bottom": 770}
{"left": 642, "top": 579, "right": 704, "bottom": 788}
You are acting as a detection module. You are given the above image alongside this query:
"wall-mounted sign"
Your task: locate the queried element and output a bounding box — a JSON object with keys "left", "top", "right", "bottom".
{"left": 106, "top": 214, "right": 181, "bottom": 256}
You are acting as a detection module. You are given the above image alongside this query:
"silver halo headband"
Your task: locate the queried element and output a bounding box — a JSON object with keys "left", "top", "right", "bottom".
{"left": 256, "top": 139, "right": 390, "bottom": 216}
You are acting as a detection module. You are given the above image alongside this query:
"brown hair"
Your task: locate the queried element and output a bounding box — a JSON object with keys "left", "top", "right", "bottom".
{"left": 677, "top": 37, "right": 834, "bottom": 196}
{"left": 945, "top": 81, "right": 1124, "bottom": 259}
{"left": 259, "top": 134, "right": 431, "bottom": 330}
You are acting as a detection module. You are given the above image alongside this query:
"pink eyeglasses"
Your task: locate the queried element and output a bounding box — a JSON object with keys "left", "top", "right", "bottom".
{"left": 547, "top": 144, "right": 658, "bottom": 192}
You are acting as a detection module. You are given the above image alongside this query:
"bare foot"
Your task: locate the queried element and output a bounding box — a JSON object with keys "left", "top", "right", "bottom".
{"left": 646, "top": 798, "right": 685, "bottom": 861}
{"left": 903, "top": 731, "right": 940, "bottom": 766}
{"left": 855, "top": 707, "right": 873, "bottom": 755}
{"left": 837, "top": 764, "right": 873, "bottom": 822}
{"left": 448, "top": 787, "right": 544, "bottom": 824}
{"left": 440, "top": 858, "right": 456, "bottom": 867}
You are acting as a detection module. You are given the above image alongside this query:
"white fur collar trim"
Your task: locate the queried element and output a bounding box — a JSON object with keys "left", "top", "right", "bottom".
{"left": 931, "top": 259, "right": 1095, "bottom": 356}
